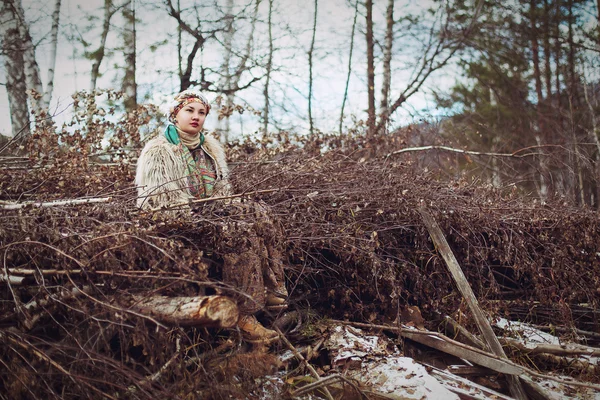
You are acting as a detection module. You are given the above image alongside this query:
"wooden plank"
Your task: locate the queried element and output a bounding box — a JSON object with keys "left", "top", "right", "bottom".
{"left": 418, "top": 206, "right": 543, "bottom": 400}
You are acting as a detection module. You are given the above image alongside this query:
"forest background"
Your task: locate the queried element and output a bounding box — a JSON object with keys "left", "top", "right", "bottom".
{"left": 1, "top": 0, "right": 600, "bottom": 206}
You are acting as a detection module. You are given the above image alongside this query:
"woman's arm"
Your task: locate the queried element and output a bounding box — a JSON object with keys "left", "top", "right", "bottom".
{"left": 135, "top": 138, "right": 192, "bottom": 210}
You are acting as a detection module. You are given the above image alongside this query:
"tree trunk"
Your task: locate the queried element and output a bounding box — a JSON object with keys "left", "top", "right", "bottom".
{"left": 165, "top": 0, "right": 206, "bottom": 92}
{"left": 122, "top": 0, "right": 137, "bottom": 112}
{"left": 374, "top": 0, "right": 484, "bottom": 136}
{"left": 127, "top": 295, "right": 239, "bottom": 328}
{"left": 566, "top": 0, "right": 577, "bottom": 104}
{"left": 42, "top": 0, "right": 61, "bottom": 108}
{"left": 91, "top": 0, "right": 116, "bottom": 92}
{"left": 530, "top": 0, "right": 544, "bottom": 117}
{"left": 530, "top": 0, "right": 551, "bottom": 202}
{"left": 365, "top": 0, "right": 376, "bottom": 137}
{"left": 176, "top": 0, "right": 182, "bottom": 84}
{"left": 218, "top": 0, "right": 235, "bottom": 142}
{"left": 554, "top": 0, "right": 561, "bottom": 103}
{"left": 308, "top": 0, "right": 318, "bottom": 135}
{"left": 0, "top": 0, "right": 29, "bottom": 139}
{"left": 542, "top": 0, "right": 552, "bottom": 103}
{"left": 263, "top": 0, "right": 274, "bottom": 133}
{"left": 11, "top": 0, "right": 47, "bottom": 119}
{"left": 339, "top": 0, "right": 359, "bottom": 135}
{"left": 220, "top": 0, "right": 261, "bottom": 141}
{"left": 566, "top": 0, "right": 584, "bottom": 204}
{"left": 379, "top": 0, "right": 394, "bottom": 125}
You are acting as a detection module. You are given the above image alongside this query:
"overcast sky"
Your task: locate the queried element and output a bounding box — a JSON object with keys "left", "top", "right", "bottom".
{"left": 0, "top": 0, "right": 450, "bottom": 138}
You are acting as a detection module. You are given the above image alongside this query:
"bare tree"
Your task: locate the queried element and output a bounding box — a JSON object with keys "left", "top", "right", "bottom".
{"left": 365, "top": 0, "right": 376, "bottom": 136}
{"left": 1, "top": 0, "right": 58, "bottom": 139}
{"left": 42, "top": 0, "right": 62, "bottom": 108}
{"left": 12, "top": 0, "right": 46, "bottom": 114}
{"left": 122, "top": 0, "right": 137, "bottom": 111}
{"left": 1, "top": 0, "right": 29, "bottom": 139}
{"left": 308, "top": 0, "right": 318, "bottom": 135}
{"left": 379, "top": 0, "right": 394, "bottom": 125}
{"left": 218, "top": 0, "right": 235, "bottom": 140}
{"left": 374, "top": 0, "right": 484, "bottom": 135}
{"left": 89, "top": 0, "right": 131, "bottom": 92}
{"left": 164, "top": 0, "right": 219, "bottom": 91}
{"left": 339, "top": 0, "right": 359, "bottom": 135}
{"left": 218, "top": 0, "right": 262, "bottom": 142}
{"left": 263, "top": 0, "right": 274, "bottom": 133}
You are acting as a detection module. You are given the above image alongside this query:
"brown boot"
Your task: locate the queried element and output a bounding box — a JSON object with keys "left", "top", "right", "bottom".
{"left": 266, "top": 286, "right": 288, "bottom": 312}
{"left": 266, "top": 293, "right": 288, "bottom": 312}
{"left": 237, "top": 314, "right": 280, "bottom": 343}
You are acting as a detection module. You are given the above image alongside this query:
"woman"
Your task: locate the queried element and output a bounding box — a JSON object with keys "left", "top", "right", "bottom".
{"left": 136, "top": 90, "right": 287, "bottom": 343}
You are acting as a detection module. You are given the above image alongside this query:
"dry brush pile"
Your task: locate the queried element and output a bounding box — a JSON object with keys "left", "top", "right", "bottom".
{"left": 1, "top": 123, "right": 600, "bottom": 399}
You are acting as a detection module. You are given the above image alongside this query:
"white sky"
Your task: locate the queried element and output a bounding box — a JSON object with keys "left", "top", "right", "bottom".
{"left": 0, "top": 0, "right": 452, "bottom": 138}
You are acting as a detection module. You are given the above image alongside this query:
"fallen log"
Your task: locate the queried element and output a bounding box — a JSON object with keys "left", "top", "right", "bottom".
{"left": 127, "top": 295, "right": 239, "bottom": 328}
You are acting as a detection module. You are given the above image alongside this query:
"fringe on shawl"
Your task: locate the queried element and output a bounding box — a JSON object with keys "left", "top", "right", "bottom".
{"left": 135, "top": 134, "right": 231, "bottom": 210}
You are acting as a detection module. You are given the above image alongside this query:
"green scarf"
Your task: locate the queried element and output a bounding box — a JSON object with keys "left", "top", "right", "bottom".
{"left": 165, "top": 125, "right": 216, "bottom": 199}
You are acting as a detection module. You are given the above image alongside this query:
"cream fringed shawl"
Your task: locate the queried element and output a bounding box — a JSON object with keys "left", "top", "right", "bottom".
{"left": 135, "top": 128, "right": 231, "bottom": 210}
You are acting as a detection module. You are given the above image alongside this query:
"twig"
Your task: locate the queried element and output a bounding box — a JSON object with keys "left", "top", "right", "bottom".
{"left": 530, "top": 324, "right": 600, "bottom": 342}
{"left": 149, "top": 188, "right": 280, "bottom": 212}
{"left": 2, "top": 241, "right": 169, "bottom": 330}
{"left": 289, "top": 374, "right": 366, "bottom": 399}
{"left": 3, "top": 332, "right": 119, "bottom": 400}
{"left": 6, "top": 268, "right": 84, "bottom": 276}
{"left": 127, "top": 334, "right": 182, "bottom": 397}
{"left": 273, "top": 326, "right": 335, "bottom": 400}
{"left": 443, "top": 315, "right": 487, "bottom": 350}
{"left": 386, "top": 144, "right": 562, "bottom": 158}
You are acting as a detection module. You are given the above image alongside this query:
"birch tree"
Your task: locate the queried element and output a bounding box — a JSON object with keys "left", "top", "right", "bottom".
{"left": 1, "top": 0, "right": 29, "bottom": 139}
{"left": 218, "top": 0, "right": 235, "bottom": 140}
{"left": 42, "top": 0, "right": 62, "bottom": 109}
{"left": 12, "top": 0, "right": 47, "bottom": 115}
{"left": 1, "top": 0, "right": 59, "bottom": 139}
{"left": 379, "top": 0, "right": 394, "bottom": 123}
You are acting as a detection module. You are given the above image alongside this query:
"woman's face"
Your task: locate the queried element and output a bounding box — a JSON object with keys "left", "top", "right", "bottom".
{"left": 175, "top": 101, "right": 207, "bottom": 135}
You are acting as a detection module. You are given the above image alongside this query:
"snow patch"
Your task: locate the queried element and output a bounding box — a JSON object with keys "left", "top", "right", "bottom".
{"left": 325, "top": 325, "right": 459, "bottom": 399}
{"left": 495, "top": 317, "right": 561, "bottom": 346}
